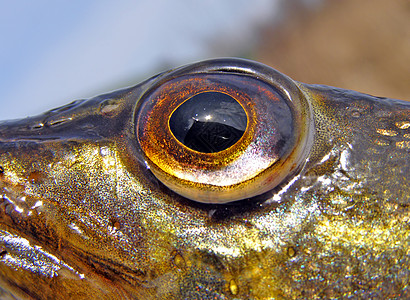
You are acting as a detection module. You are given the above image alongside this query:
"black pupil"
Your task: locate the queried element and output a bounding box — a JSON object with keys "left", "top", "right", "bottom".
{"left": 169, "top": 92, "right": 247, "bottom": 153}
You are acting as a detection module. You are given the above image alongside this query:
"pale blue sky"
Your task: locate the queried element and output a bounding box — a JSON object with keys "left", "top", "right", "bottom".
{"left": 0, "top": 0, "right": 312, "bottom": 120}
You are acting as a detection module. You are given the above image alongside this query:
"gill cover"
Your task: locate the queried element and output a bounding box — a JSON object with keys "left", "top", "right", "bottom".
{"left": 135, "top": 59, "right": 313, "bottom": 203}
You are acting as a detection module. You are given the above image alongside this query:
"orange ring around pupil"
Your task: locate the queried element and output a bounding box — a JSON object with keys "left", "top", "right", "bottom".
{"left": 137, "top": 74, "right": 258, "bottom": 172}
{"left": 136, "top": 73, "right": 296, "bottom": 202}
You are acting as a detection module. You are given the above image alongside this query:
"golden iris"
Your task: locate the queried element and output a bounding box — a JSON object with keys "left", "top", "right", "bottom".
{"left": 135, "top": 60, "right": 312, "bottom": 203}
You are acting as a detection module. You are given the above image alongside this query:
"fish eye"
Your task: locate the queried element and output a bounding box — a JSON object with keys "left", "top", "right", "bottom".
{"left": 135, "top": 59, "right": 313, "bottom": 204}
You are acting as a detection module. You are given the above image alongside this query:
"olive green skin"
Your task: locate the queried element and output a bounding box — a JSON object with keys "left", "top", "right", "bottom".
{"left": 0, "top": 59, "right": 408, "bottom": 299}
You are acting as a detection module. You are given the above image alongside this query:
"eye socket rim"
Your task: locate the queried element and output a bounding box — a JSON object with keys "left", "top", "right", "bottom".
{"left": 134, "top": 58, "right": 313, "bottom": 203}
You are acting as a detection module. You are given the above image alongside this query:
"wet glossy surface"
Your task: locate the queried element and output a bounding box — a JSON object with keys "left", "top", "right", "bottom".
{"left": 136, "top": 69, "right": 308, "bottom": 203}
{"left": 0, "top": 59, "right": 409, "bottom": 299}
{"left": 169, "top": 92, "right": 247, "bottom": 153}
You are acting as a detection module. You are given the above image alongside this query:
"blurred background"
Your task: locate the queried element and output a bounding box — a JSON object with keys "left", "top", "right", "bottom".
{"left": 1, "top": 0, "right": 409, "bottom": 120}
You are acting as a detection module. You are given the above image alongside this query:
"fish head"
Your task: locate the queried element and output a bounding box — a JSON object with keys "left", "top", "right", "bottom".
{"left": 0, "top": 58, "right": 409, "bottom": 299}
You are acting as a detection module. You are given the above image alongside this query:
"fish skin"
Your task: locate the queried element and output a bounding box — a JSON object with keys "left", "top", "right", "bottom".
{"left": 0, "top": 59, "right": 408, "bottom": 299}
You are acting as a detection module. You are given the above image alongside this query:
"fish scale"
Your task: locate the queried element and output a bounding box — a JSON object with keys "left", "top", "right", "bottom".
{"left": 0, "top": 58, "right": 408, "bottom": 299}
